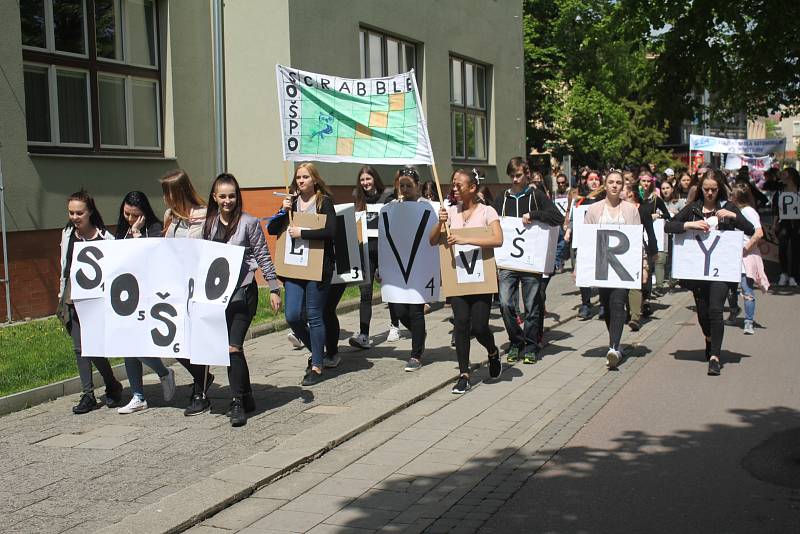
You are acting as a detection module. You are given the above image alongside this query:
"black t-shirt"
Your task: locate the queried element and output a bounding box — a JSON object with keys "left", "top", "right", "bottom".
{"left": 212, "top": 221, "right": 228, "bottom": 243}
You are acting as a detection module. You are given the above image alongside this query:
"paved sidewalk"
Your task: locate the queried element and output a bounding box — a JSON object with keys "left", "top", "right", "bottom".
{"left": 185, "top": 287, "right": 694, "bottom": 533}
{"left": 0, "top": 273, "right": 581, "bottom": 534}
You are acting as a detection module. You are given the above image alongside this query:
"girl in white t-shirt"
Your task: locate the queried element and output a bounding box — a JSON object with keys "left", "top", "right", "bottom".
{"left": 731, "top": 183, "right": 768, "bottom": 335}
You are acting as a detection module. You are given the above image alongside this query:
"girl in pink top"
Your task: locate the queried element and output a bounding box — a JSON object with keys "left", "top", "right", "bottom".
{"left": 429, "top": 170, "right": 503, "bottom": 394}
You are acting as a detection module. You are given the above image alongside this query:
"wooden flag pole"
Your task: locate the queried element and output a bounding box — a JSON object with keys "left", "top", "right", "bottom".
{"left": 283, "top": 160, "right": 293, "bottom": 225}
{"left": 430, "top": 164, "right": 451, "bottom": 237}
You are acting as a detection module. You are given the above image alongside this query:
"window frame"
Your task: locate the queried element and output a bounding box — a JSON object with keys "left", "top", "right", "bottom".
{"left": 358, "top": 27, "right": 417, "bottom": 78}
{"left": 449, "top": 54, "right": 488, "bottom": 162}
{"left": 21, "top": 0, "right": 163, "bottom": 156}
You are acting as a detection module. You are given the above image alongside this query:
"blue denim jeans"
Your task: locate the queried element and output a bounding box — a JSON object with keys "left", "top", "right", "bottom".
{"left": 740, "top": 273, "right": 756, "bottom": 321}
{"left": 124, "top": 357, "right": 169, "bottom": 399}
{"left": 284, "top": 277, "right": 330, "bottom": 368}
{"left": 497, "top": 269, "right": 543, "bottom": 354}
{"left": 554, "top": 227, "right": 567, "bottom": 270}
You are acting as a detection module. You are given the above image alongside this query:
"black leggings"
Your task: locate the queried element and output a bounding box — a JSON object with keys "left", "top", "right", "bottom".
{"left": 777, "top": 221, "right": 800, "bottom": 278}
{"left": 226, "top": 282, "right": 258, "bottom": 397}
{"left": 598, "top": 288, "right": 628, "bottom": 349}
{"left": 324, "top": 283, "right": 348, "bottom": 357}
{"left": 451, "top": 294, "right": 497, "bottom": 375}
{"left": 392, "top": 303, "right": 425, "bottom": 359}
{"left": 691, "top": 280, "right": 729, "bottom": 357}
{"left": 358, "top": 250, "right": 379, "bottom": 335}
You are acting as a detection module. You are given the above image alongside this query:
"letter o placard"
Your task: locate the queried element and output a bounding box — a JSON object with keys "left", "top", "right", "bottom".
{"left": 110, "top": 273, "right": 140, "bottom": 316}
{"left": 205, "top": 257, "right": 230, "bottom": 301}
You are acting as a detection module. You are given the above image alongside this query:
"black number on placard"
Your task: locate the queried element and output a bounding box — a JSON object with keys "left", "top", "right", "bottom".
{"left": 425, "top": 277, "right": 435, "bottom": 296}
{"left": 75, "top": 246, "right": 104, "bottom": 289}
{"left": 352, "top": 267, "right": 360, "bottom": 279}
{"left": 173, "top": 343, "right": 181, "bottom": 353}
{"left": 205, "top": 258, "right": 230, "bottom": 300}
{"left": 110, "top": 273, "right": 139, "bottom": 316}
{"left": 712, "top": 267, "right": 719, "bottom": 277}
{"left": 222, "top": 296, "right": 228, "bottom": 304}
{"left": 150, "top": 303, "right": 177, "bottom": 347}
{"left": 137, "top": 310, "right": 145, "bottom": 321}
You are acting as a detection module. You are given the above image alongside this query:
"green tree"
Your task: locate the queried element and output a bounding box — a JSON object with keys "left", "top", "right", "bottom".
{"left": 617, "top": 0, "right": 800, "bottom": 121}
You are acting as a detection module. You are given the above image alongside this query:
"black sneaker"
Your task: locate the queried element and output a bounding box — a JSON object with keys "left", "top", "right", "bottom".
{"left": 105, "top": 381, "right": 124, "bottom": 408}
{"left": 73, "top": 393, "right": 100, "bottom": 415}
{"left": 452, "top": 376, "right": 471, "bottom": 394}
{"left": 488, "top": 352, "right": 501, "bottom": 379}
{"left": 243, "top": 392, "right": 256, "bottom": 413}
{"left": 184, "top": 393, "right": 211, "bottom": 416}
{"left": 642, "top": 303, "right": 653, "bottom": 318}
{"left": 598, "top": 305, "right": 606, "bottom": 320}
{"left": 228, "top": 398, "right": 247, "bottom": 427}
{"left": 628, "top": 320, "right": 640, "bottom": 331}
{"left": 301, "top": 370, "right": 324, "bottom": 386}
{"left": 725, "top": 308, "right": 739, "bottom": 325}
{"left": 707, "top": 358, "right": 721, "bottom": 376}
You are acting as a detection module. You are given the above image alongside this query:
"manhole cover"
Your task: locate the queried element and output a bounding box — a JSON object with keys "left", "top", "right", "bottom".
{"left": 741, "top": 427, "right": 800, "bottom": 488}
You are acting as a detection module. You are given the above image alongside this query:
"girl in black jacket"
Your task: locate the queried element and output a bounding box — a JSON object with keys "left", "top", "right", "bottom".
{"left": 267, "top": 163, "right": 336, "bottom": 386}
{"left": 665, "top": 170, "right": 755, "bottom": 376}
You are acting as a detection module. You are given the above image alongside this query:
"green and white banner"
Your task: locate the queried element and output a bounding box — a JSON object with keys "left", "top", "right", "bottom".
{"left": 276, "top": 65, "right": 433, "bottom": 165}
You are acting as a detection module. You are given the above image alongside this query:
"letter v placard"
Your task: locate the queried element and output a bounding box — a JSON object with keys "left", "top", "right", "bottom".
{"left": 383, "top": 209, "right": 430, "bottom": 283}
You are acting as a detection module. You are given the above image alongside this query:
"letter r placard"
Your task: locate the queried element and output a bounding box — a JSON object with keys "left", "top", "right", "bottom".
{"left": 575, "top": 224, "right": 643, "bottom": 289}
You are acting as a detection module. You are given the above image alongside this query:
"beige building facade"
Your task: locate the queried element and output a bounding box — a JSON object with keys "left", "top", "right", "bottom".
{"left": 1, "top": 0, "right": 524, "bottom": 320}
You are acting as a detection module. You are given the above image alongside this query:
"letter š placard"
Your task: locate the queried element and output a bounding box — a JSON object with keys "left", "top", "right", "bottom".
{"left": 378, "top": 202, "right": 440, "bottom": 303}
{"left": 440, "top": 228, "right": 499, "bottom": 298}
{"left": 671, "top": 230, "right": 743, "bottom": 283}
{"left": 70, "top": 239, "right": 244, "bottom": 365}
{"left": 332, "top": 203, "right": 365, "bottom": 284}
{"left": 274, "top": 212, "right": 326, "bottom": 281}
{"left": 575, "top": 224, "right": 643, "bottom": 289}
{"left": 495, "top": 217, "right": 558, "bottom": 273}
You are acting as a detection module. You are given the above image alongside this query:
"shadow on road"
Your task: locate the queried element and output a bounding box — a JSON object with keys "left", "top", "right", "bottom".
{"left": 330, "top": 407, "right": 800, "bottom": 533}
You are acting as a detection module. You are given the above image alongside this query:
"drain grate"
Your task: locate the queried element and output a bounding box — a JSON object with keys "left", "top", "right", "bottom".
{"left": 741, "top": 427, "right": 800, "bottom": 489}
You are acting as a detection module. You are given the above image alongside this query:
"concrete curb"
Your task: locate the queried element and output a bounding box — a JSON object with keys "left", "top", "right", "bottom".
{"left": 95, "top": 303, "right": 581, "bottom": 534}
{"left": 0, "top": 295, "right": 377, "bottom": 417}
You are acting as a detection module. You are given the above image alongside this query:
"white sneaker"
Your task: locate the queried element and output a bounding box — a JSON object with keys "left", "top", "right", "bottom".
{"left": 118, "top": 396, "right": 148, "bottom": 414}
{"left": 386, "top": 324, "right": 400, "bottom": 342}
{"left": 743, "top": 320, "right": 755, "bottom": 335}
{"left": 348, "top": 333, "right": 372, "bottom": 349}
{"left": 789, "top": 277, "right": 798, "bottom": 287}
{"left": 287, "top": 332, "right": 304, "bottom": 349}
{"left": 606, "top": 348, "right": 621, "bottom": 369}
{"left": 778, "top": 273, "right": 789, "bottom": 286}
{"left": 160, "top": 367, "right": 176, "bottom": 402}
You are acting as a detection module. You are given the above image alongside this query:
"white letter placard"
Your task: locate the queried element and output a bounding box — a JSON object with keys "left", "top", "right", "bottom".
{"left": 570, "top": 203, "right": 591, "bottom": 248}
{"left": 671, "top": 230, "right": 743, "bottom": 283}
{"left": 454, "top": 245, "right": 485, "bottom": 283}
{"left": 283, "top": 231, "right": 310, "bottom": 266}
{"left": 365, "top": 203, "right": 384, "bottom": 238}
{"left": 495, "top": 217, "right": 559, "bottom": 273}
{"left": 69, "top": 239, "right": 244, "bottom": 365}
{"left": 575, "top": 224, "right": 643, "bottom": 289}
{"left": 378, "top": 202, "right": 440, "bottom": 303}
{"left": 331, "top": 203, "right": 364, "bottom": 284}
{"left": 779, "top": 193, "right": 800, "bottom": 220}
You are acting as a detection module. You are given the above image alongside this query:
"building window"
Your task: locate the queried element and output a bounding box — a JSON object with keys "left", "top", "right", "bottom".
{"left": 450, "top": 56, "right": 487, "bottom": 161}
{"left": 793, "top": 121, "right": 800, "bottom": 136}
{"left": 359, "top": 28, "right": 416, "bottom": 77}
{"left": 20, "top": 0, "right": 161, "bottom": 154}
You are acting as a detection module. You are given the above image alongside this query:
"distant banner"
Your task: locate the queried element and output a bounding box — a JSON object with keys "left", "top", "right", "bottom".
{"left": 689, "top": 135, "right": 785, "bottom": 155}
{"left": 724, "top": 154, "right": 772, "bottom": 171}
{"left": 276, "top": 65, "right": 433, "bottom": 165}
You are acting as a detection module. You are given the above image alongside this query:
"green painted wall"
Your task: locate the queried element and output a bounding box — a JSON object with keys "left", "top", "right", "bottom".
{"left": 0, "top": 0, "right": 218, "bottom": 232}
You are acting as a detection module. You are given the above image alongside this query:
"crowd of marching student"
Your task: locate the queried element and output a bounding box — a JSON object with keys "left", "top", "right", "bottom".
{"left": 57, "top": 158, "right": 799, "bottom": 425}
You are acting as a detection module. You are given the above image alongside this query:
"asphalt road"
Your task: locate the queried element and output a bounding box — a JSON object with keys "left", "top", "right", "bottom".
{"left": 481, "top": 287, "right": 800, "bottom": 534}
